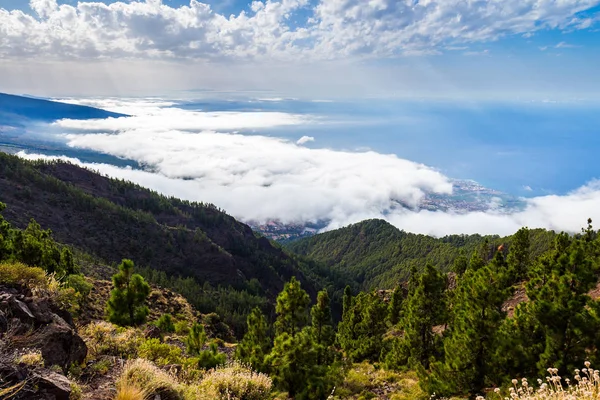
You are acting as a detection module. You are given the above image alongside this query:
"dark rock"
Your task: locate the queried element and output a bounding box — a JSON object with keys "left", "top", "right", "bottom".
{"left": 9, "top": 317, "right": 31, "bottom": 335}
{"left": 26, "top": 297, "right": 54, "bottom": 325}
{"left": 0, "top": 309, "right": 7, "bottom": 333}
{"left": 9, "top": 297, "right": 35, "bottom": 323}
{"left": 40, "top": 316, "right": 87, "bottom": 370}
{"left": 31, "top": 368, "right": 72, "bottom": 400}
{"left": 0, "top": 361, "right": 29, "bottom": 382}
{"left": 145, "top": 324, "right": 162, "bottom": 340}
{"left": 50, "top": 303, "right": 75, "bottom": 328}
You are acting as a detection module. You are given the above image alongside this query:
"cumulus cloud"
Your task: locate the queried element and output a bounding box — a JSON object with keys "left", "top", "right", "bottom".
{"left": 15, "top": 100, "right": 599, "bottom": 237}
{"left": 296, "top": 136, "right": 315, "bottom": 145}
{"left": 0, "top": 0, "right": 598, "bottom": 60}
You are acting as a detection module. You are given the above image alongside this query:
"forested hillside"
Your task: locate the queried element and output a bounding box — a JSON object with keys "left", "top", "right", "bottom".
{"left": 0, "top": 152, "right": 337, "bottom": 333}
{"left": 287, "top": 218, "right": 556, "bottom": 290}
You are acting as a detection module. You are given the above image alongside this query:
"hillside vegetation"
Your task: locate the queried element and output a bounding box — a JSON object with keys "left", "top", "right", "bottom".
{"left": 287, "top": 218, "right": 556, "bottom": 290}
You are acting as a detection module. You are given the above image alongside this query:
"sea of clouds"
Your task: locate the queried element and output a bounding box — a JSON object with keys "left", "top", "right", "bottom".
{"left": 17, "top": 98, "right": 600, "bottom": 237}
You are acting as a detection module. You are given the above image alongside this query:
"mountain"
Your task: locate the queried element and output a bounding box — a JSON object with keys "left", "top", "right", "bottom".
{"left": 253, "top": 179, "right": 525, "bottom": 242}
{"left": 0, "top": 92, "right": 126, "bottom": 127}
{"left": 0, "top": 151, "right": 316, "bottom": 303}
{"left": 286, "top": 218, "right": 555, "bottom": 290}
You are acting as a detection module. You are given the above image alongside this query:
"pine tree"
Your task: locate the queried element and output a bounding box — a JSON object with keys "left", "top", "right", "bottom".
{"left": 523, "top": 225, "right": 600, "bottom": 376}
{"left": 507, "top": 227, "right": 530, "bottom": 284}
{"left": 310, "top": 289, "right": 335, "bottom": 365}
{"left": 342, "top": 285, "right": 352, "bottom": 319}
{"left": 427, "top": 258, "right": 510, "bottom": 396}
{"left": 106, "top": 259, "right": 150, "bottom": 326}
{"left": 186, "top": 322, "right": 207, "bottom": 355}
{"left": 267, "top": 278, "right": 324, "bottom": 399}
{"left": 337, "top": 291, "right": 387, "bottom": 362}
{"left": 156, "top": 314, "right": 175, "bottom": 333}
{"left": 451, "top": 250, "right": 469, "bottom": 276}
{"left": 387, "top": 284, "right": 403, "bottom": 326}
{"left": 385, "top": 264, "right": 446, "bottom": 370}
{"left": 274, "top": 276, "right": 310, "bottom": 337}
{"left": 265, "top": 328, "right": 318, "bottom": 399}
{"left": 235, "top": 307, "right": 271, "bottom": 372}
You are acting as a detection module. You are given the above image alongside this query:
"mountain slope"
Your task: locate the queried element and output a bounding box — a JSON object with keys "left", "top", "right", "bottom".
{"left": 0, "top": 93, "right": 126, "bottom": 127}
{"left": 0, "top": 152, "right": 315, "bottom": 302}
{"left": 286, "top": 219, "right": 556, "bottom": 290}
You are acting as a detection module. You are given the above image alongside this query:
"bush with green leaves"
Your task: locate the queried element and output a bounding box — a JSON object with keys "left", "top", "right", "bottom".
{"left": 156, "top": 314, "right": 176, "bottom": 333}
{"left": 106, "top": 259, "right": 150, "bottom": 327}
{"left": 137, "top": 339, "right": 183, "bottom": 366}
{"left": 186, "top": 322, "right": 207, "bottom": 356}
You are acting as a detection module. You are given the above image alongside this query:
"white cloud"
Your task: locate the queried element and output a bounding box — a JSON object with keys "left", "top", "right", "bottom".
{"left": 523, "top": 185, "right": 533, "bottom": 191}
{"left": 16, "top": 100, "right": 600, "bottom": 238}
{"left": 296, "top": 135, "right": 315, "bottom": 145}
{"left": 0, "top": 0, "right": 597, "bottom": 60}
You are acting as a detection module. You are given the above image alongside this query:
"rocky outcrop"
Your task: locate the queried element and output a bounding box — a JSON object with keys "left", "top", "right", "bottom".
{"left": 0, "top": 285, "right": 87, "bottom": 399}
{"left": 0, "top": 287, "right": 87, "bottom": 370}
{"left": 0, "top": 362, "right": 72, "bottom": 400}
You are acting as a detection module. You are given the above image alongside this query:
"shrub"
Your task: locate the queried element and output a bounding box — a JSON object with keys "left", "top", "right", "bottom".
{"left": 80, "top": 321, "right": 143, "bottom": 359}
{"left": 198, "top": 361, "right": 272, "bottom": 400}
{"left": 138, "top": 339, "right": 183, "bottom": 366}
{"left": 65, "top": 274, "right": 93, "bottom": 299}
{"left": 174, "top": 321, "right": 190, "bottom": 335}
{"left": 70, "top": 382, "right": 83, "bottom": 400}
{"left": 156, "top": 314, "right": 176, "bottom": 333}
{"left": 16, "top": 351, "right": 43, "bottom": 366}
{"left": 117, "top": 359, "right": 183, "bottom": 400}
{"left": 90, "top": 358, "right": 113, "bottom": 375}
{"left": 196, "top": 342, "right": 226, "bottom": 370}
{"left": 186, "top": 323, "right": 207, "bottom": 356}
{"left": 0, "top": 262, "right": 46, "bottom": 289}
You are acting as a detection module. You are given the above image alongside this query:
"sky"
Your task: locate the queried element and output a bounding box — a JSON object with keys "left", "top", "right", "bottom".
{"left": 1, "top": 0, "right": 600, "bottom": 237}
{"left": 0, "top": 0, "right": 600, "bottom": 99}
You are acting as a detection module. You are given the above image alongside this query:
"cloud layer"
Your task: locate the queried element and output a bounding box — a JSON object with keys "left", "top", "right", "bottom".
{"left": 1, "top": 0, "right": 598, "bottom": 60}
{"left": 15, "top": 98, "right": 600, "bottom": 237}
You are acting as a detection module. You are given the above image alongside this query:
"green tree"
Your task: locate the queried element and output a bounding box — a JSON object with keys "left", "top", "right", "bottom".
{"left": 311, "top": 289, "right": 335, "bottom": 365}
{"left": 385, "top": 264, "right": 446, "bottom": 370}
{"left": 106, "top": 259, "right": 150, "bottom": 326}
{"left": 523, "top": 226, "right": 600, "bottom": 376}
{"left": 342, "top": 285, "right": 352, "bottom": 319}
{"left": 266, "top": 329, "right": 318, "bottom": 399}
{"left": 387, "top": 284, "right": 403, "bottom": 326}
{"left": 0, "top": 203, "right": 12, "bottom": 261}
{"left": 156, "top": 314, "right": 175, "bottom": 333}
{"left": 235, "top": 307, "right": 271, "bottom": 372}
{"left": 507, "top": 227, "right": 530, "bottom": 283}
{"left": 426, "top": 258, "right": 510, "bottom": 397}
{"left": 274, "top": 276, "right": 310, "bottom": 337}
{"left": 451, "top": 250, "right": 469, "bottom": 277}
{"left": 337, "top": 291, "right": 387, "bottom": 362}
{"left": 186, "top": 322, "right": 207, "bottom": 355}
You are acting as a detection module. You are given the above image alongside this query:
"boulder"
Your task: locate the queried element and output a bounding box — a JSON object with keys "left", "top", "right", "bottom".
{"left": 8, "top": 296, "right": 35, "bottom": 325}
{"left": 31, "top": 368, "right": 72, "bottom": 400}
{"left": 40, "top": 316, "right": 87, "bottom": 371}
{"left": 26, "top": 297, "right": 54, "bottom": 325}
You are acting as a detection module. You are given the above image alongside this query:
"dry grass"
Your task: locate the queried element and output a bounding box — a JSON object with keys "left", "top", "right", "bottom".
{"left": 117, "top": 358, "right": 183, "bottom": 400}
{"left": 196, "top": 361, "right": 272, "bottom": 400}
{"left": 114, "top": 383, "right": 148, "bottom": 400}
{"left": 80, "top": 321, "right": 143, "bottom": 360}
{"left": 485, "top": 362, "right": 600, "bottom": 400}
